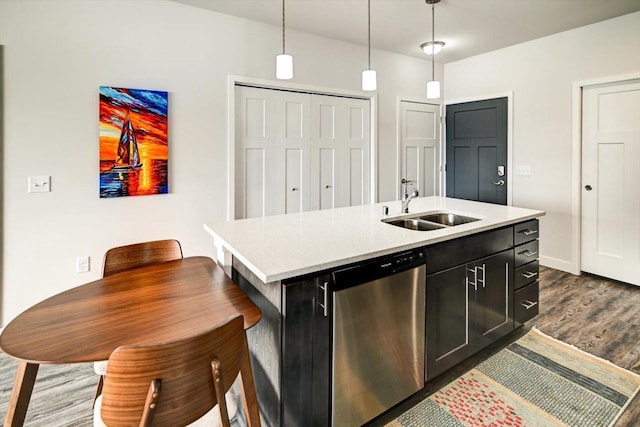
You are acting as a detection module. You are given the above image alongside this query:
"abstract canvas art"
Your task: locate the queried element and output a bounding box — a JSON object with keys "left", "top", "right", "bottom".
{"left": 99, "top": 86, "right": 168, "bottom": 198}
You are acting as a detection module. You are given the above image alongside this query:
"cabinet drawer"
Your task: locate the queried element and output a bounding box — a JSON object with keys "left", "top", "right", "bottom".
{"left": 514, "top": 220, "right": 539, "bottom": 246}
{"left": 426, "top": 226, "right": 513, "bottom": 274}
{"left": 515, "top": 240, "right": 539, "bottom": 268}
{"left": 514, "top": 260, "right": 539, "bottom": 290}
{"left": 514, "top": 281, "right": 539, "bottom": 326}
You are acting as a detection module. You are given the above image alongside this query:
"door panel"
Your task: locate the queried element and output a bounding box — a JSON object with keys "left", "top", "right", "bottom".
{"left": 446, "top": 98, "right": 507, "bottom": 205}
{"left": 582, "top": 80, "right": 640, "bottom": 286}
{"left": 423, "top": 146, "right": 437, "bottom": 197}
{"left": 245, "top": 148, "right": 266, "bottom": 219}
{"left": 401, "top": 101, "right": 441, "bottom": 197}
{"left": 474, "top": 250, "right": 513, "bottom": 347}
{"left": 311, "top": 95, "right": 370, "bottom": 210}
{"left": 478, "top": 146, "right": 498, "bottom": 203}
{"left": 426, "top": 265, "right": 471, "bottom": 380}
{"left": 237, "top": 86, "right": 370, "bottom": 218}
{"left": 285, "top": 148, "right": 302, "bottom": 214}
{"left": 452, "top": 145, "right": 476, "bottom": 201}
{"left": 349, "top": 148, "right": 364, "bottom": 206}
{"left": 319, "top": 148, "right": 335, "bottom": 210}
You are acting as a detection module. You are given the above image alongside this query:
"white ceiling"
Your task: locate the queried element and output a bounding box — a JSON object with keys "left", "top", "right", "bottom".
{"left": 170, "top": 0, "right": 640, "bottom": 63}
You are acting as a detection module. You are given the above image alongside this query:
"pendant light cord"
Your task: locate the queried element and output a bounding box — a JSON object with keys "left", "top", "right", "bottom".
{"left": 282, "top": 0, "right": 286, "bottom": 54}
{"left": 368, "top": 0, "right": 371, "bottom": 70}
{"left": 431, "top": 2, "right": 435, "bottom": 80}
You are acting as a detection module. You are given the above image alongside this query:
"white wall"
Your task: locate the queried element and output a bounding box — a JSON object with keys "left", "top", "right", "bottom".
{"left": 444, "top": 11, "right": 640, "bottom": 274}
{"left": 0, "top": 0, "right": 441, "bottom": 324}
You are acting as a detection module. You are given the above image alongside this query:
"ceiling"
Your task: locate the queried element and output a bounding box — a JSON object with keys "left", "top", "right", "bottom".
{"left": 170, "top": 0, "right": 640, "bottom": 63}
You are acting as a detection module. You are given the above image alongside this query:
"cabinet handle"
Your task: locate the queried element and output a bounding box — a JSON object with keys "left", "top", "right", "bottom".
{"left": 522, "top": 271, "right": 538, "bottom": 279}
{"left": 521, "top": 299, "right": 538, "bottom": 310}
{"left": 318, "top": 282, "right": 328, "bottom": 317}
{"left": 467, "top": 266, "right": 478, "bottom": 291}
{"left": 519, "top": 250, "right": 538, "bottom": 257}
{"left": 520, "top": 229, "right": 538, "bottom": 236}
{"left": 291, "top": 187, "right": 298, "bottom": 191}
{"left": 493, "top": 180, "right": 505, "bottom": 186}
{"left": 325, "top": 185, "right": 331, "bottom": 189}
{"left": 477, "top": 264, "right": 486, "bottom": 288}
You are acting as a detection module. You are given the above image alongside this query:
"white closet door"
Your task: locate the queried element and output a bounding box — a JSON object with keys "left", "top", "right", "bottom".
{"left": 235, "top": 86, "right": 276, "bottom": 219}
{"left": 400, "top": 101, "right": 441, "bottom": 197}
{"left": 276, "top": 92, "right": 311, "bottom": 215}
{"left": 582, "top": 80, "right": 640, "bottom": 286}
{"left": 311, "top": 95, "right": 370, "bottom": 210}
{"left": 236, "top": 86, "right": 311, "bottom": 218}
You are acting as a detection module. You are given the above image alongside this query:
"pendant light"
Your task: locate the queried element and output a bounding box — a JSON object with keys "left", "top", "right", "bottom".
{"left": 362, "top": 0, "right": 377, "bottom": 91}
{"left": 276, "top": 0, "right": 293, "bottom": 80}
{"left": 426, "top": 0, "right": 441, "bottom": 99}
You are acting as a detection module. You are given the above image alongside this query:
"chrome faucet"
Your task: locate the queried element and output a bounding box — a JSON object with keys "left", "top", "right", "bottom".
{"left": 401, "top": 179, "right": 419, "bottom": 213}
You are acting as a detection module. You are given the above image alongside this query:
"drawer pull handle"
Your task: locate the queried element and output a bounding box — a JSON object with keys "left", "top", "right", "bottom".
{"left": 520, "top": 250, "right": 538, "bottom": 257}
{"left": 521, "top": 299, "right": 538, "bottom": 310}
{"left": 520, "top": 229, "right": 538, "bottom": 236}
{"left": 522, "top": 271, "right": 538, "bottom": 279}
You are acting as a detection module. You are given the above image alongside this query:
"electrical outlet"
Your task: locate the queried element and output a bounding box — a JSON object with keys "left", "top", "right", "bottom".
{"left": 28, "top": 176, "right": 51, "bottom": 193}
{"left": 77, "top": 256, "right": 90, "bottom": 273}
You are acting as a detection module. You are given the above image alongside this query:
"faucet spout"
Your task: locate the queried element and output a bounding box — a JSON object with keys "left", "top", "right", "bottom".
{"left": 401, "top": 188, "right": 419, "bottom": 213}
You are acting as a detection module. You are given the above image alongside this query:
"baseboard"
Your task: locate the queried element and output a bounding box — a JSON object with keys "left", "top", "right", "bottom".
{"left": 540, "top": 255, "right": 579, "bottom": 275}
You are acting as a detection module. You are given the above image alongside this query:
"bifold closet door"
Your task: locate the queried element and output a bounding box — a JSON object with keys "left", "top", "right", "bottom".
{"left": 310, "top": 95, "right": 370, "bottom": 210}
{"left": 235, "top": 86, "right": 311, "bottom": 218}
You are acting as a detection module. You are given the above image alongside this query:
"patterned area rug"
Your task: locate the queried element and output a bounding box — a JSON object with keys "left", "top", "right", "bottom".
{"left": 387, "top": 329, "right": 640, "bottom": 427}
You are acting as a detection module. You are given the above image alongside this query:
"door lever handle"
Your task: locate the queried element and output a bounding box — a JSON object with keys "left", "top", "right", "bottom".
{"left": 493, "top": 180, "right": 505, "bottom": 186}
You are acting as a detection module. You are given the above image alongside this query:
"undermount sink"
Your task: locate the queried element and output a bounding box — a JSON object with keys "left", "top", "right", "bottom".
{"left": 382, "top": 211, "right": 481, "bottom": 231}
{"left": 417, "top": 213, "right": 481, "bottom": 226}
{"left": 385, "top": 218, "right": 446, "bottom": 231}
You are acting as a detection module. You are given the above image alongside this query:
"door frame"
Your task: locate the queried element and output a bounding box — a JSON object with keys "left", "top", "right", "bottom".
{"left": 395, "top": 97, "right": 443, "bottom": 200}
{"left": 570, "top": 72, "right": 640, "bottom": 276}
{"left": 227, "top": 75, "right": 378, "bottom": 221}
{"left": 443, "top": 92, "right": 514, "bottom": 207}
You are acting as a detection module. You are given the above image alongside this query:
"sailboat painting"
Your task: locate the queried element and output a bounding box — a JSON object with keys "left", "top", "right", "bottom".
{"left": 99, "top": 86, "right": 168, "bottom": 198}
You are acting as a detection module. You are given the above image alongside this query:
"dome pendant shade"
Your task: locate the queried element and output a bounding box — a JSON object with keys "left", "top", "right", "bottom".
{"left": 421, "top": 41, "right": 445, "bottom": 55}
{"left": 276, "top": 54, "right": 293, "bottom": 80}
{"left": 362, "top": 69, "right": 377, "bottom": 91}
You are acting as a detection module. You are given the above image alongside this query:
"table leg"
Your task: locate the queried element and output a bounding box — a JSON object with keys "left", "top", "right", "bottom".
{"left": 3, "top": 361, "right": 39, "bottom": 427}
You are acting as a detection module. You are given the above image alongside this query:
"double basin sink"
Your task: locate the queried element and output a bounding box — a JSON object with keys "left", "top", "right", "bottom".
{"left": 383, "top": 212, "right": 481, "bottom": 231}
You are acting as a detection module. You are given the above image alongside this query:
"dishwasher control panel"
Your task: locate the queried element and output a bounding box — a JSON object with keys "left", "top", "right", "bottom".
{"left": 331, "top": 249, "right": 425, "bottom": 291}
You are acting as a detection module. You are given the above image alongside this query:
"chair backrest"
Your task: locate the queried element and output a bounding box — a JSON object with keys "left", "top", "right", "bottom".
{"left": 100, "top": 313, "right": 261, "bottom": 427}
{"left": 103, "top": 239, "right": 183, "bottom": 277}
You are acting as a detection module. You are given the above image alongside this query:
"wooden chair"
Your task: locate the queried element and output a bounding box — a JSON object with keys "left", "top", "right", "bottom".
{"left": 94, "top": 240, "right": 184, "bottom": 401}
{"left": 102, "top": 239, "right": 183, "bottom": 277}
{"left": 93, "top": 313, "right": 261, "bottom": 427}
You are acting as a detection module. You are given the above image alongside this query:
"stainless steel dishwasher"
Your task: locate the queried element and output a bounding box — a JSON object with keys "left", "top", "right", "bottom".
{"left": 331, "top": 249, "right": 426, "bottom": 426}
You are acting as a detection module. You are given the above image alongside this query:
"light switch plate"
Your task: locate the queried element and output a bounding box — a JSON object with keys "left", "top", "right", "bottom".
{"left": 515, "top": 165, "right": 532, "bottom": 176}
{"left": 28, "top": 176, "right": 51, "bottom": 193}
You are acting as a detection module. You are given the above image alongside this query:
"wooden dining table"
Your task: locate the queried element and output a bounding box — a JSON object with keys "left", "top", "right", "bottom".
{"left": 0, "top": 256, "right": 261, "bottom": 427}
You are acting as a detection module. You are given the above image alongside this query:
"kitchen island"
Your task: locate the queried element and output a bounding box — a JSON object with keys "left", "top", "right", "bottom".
{"left": 205, "top": 196, "right": 544, "bottom": 426}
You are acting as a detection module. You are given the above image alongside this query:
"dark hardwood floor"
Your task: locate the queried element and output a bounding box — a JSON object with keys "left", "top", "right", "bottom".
{"left": 369, "top": 266, "right": 640, "bottom": 426}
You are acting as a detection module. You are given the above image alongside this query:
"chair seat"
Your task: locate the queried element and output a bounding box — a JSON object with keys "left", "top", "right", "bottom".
{"left": 94, "top": 388, "right": 239, "bottom": 427}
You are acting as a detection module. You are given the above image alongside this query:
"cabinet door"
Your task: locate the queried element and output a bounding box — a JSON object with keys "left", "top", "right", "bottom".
{"left": 426, "top": 264, "right": 473, "bottom": 381}
{"left": 282, "top": 275, "right": 330, "bottom": 426}
{"left": 473, "top": 249, "right": 514, "bottom": 349}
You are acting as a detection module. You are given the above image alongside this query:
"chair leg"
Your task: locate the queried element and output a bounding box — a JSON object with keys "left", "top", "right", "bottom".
{"left": 93, "top": 375, "right": 104, "bottom": 408}
{"left": 239, "top": 338, "right": 261, "bottom": 427}
{"left": 211, "top": 359, "right": 231, "bottom": 427}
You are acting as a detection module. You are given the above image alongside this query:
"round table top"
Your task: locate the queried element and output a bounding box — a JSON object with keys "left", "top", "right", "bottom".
{"left": 0, "top": 257, "right": 261, "bottom": 364}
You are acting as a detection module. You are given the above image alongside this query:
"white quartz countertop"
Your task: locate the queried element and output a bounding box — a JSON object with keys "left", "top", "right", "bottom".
{"left": 204, "top": 197, "right": 545, "bottom": 283}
